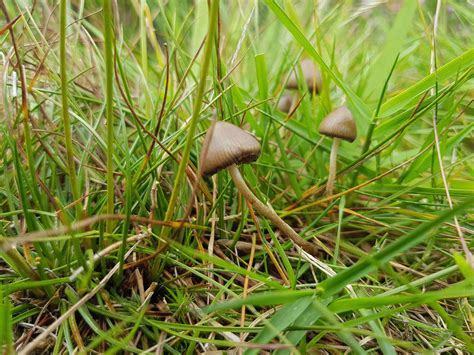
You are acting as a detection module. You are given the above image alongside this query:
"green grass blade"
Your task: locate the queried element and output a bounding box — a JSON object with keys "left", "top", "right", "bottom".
{"left": 60, "top": 0, "right": 82, "bottom": 218}
{"left": 103, "top": 0, "right": 115, "bottom": 233}
{"left": 363, "top": 0, "right": 417, "bottom": 100}
{"left": 0, "top": 289, "right": 14, "bottom": 354}
{"left": 329, "top": 280, "right": 474, "bottom": 313}
{"left": 380, "top": 48, "right": 473, "bottom": 116}
{"left": 244, "top": 296, "right": 315, "bottom": 355}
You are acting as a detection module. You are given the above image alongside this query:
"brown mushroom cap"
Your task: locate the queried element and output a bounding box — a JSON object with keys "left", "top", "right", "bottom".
{"left": 286, "top": 59, "right": 322, "bottom": 93}
{"left": 319, "top": 106, "right": 357, "bottom": 142}
{"left": 200, "top": 121, "right": 261, "bottom": 176}
{"left": 277, "top": 94, "right": 294, "bottom": 113}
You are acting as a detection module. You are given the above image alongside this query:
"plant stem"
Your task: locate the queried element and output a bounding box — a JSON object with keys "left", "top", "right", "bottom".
{"left": 1, "top": 248, "right": 38, "bottom": 281}
{"left": 140, "top": 0, "right": 151, "bottom": 119}
{"left": 160, "top": 1, "right": 218, "bottom": 231}
{"left": 326, "top": 138, "right": 340, "bottom": 197}
{"left": 150, "top": 0, "right": 219, "bottom": 275}
{"left": 0, "top": 1, "right": 41, "bottom": 209}
{"left": 0, "top": 246, "right": 43, "bottom": 298}
{"left": 60, "top": 0, "right": 81, "bottom": 218}
{"left": 103, "top": 0, "right": 115, "bottom": 233}
{"left": 228, "top": 164, "right": 318, "bottom": 256}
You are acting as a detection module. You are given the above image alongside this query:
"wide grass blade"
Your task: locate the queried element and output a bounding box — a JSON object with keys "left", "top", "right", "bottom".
{"left": 379, "top": 48, "right": 473, "bottom": 116}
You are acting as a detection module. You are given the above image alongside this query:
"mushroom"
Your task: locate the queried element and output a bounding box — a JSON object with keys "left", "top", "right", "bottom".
{"left": 277, "top": 94, "right": 294, "bottom": 113}
{"left": 200, "top": 121, "right": 318, "bottom": 256}
{"left": 318, "top": 106, "right": 357, "bottom": 196}
{"left": 286, "top": 59, "right": 322, "bottom": 94}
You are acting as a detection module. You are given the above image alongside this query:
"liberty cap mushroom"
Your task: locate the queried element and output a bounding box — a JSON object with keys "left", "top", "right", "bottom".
{"left": 286, "top": 59, "right": 322, "bottom": 94}
{"left": 318, "top": 106, "right": 357, "bottom": 196}
{"left": 200, "top": 121, "right": 260, "bottom": 177}
{"left": 277, "top": 94, "right": 294, "bottom": 114}
{"left": 319, "top": 106, "right": 357, "bottom": 143}
{"left": 200, "top": 121, "right": 318, "bottom": 256}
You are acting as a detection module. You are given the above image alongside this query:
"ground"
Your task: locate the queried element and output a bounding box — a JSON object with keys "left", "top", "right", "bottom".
{"left": 0, "top": 0, "right": 473, "bottom": 353}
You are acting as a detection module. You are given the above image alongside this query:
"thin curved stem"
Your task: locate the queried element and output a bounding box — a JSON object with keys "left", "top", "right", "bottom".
{"left": 326, "top": 138, "right": 340, "bottom": 197}
{"left": 228, "top": 164, "right": 318, "bottom": 256}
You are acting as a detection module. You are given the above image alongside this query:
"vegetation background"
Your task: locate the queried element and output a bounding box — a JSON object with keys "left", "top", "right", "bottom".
{"left": 0, "top": 0, "right": 473, "bottom": 353}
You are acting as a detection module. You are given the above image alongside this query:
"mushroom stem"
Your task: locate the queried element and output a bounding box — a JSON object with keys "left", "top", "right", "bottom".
{"left": 228, "top": 164, "right": 318, "bottom": 256}
{"left": 326, "top": 138, "right": 340, "bottom": 197}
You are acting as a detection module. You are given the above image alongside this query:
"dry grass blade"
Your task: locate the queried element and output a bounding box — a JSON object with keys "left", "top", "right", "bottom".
{"left": 17, "top": 239, "right": 143, "bottom": 354}
{"left": 0, "top": 214, "right": 207, "bottom": 250}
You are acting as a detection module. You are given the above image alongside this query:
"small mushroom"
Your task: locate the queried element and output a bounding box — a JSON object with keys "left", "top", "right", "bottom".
{"left": 200, "top": 121, "right": 318, "bottom": 256}
{"left": 277, "top": 94, "right": 294, "bottom": 113}
{"left": 318, "top": 106, "right": 357, "bottom": 196}
{"left": 286, "top": 59, "right": 322, "bottom": 94}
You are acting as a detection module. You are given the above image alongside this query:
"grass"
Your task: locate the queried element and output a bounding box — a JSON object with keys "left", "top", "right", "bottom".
{"left": 1, "top": 0, "right": 473, "bottom": 353}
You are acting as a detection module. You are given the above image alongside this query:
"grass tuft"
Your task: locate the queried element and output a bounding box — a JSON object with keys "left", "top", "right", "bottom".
{"left": 0, "top": 1, "right": 472, "bottom": 353}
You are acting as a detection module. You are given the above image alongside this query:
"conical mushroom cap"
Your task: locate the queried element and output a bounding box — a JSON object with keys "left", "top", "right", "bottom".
{"left": 200, "top": 121, "right": 261, "bottom": 176}
{"left": 286, "top": 59, "right": 322, "bottom": 93}
{"left": 319, "top": 106, "right": 357, "bottom": 142}
{"left": 277, "top": 94, "right": 294, "bottom": 113}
